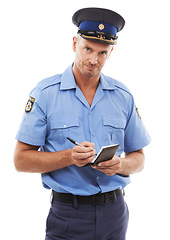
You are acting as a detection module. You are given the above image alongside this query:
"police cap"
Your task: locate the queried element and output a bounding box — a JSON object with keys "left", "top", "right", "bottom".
{"left": 72, "top": 7, "right": 125, "bottom": 45}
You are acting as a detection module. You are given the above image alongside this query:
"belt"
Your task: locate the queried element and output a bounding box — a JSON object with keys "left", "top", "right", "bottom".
{"left": 52, "top": 189, "right": 123, "bottom": 207}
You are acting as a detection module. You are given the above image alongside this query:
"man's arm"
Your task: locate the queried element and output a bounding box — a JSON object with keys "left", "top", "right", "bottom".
{"left": 14, "top": 141, "right": 96, "bottom": 173}
{"left": 92, "top": 149, "right": 145, "bottom": 176}
{"left": 118, "top": 149, "right": 145, "bottom": 175}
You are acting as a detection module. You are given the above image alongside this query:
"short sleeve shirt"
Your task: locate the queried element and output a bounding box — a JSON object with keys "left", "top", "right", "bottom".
{"left": 16, "top": 65, "right": 151, "bottom": 195}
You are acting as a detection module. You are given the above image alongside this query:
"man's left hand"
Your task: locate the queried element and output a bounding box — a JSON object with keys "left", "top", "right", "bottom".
{"left": 92, "top": 156, "right": 122, "bottom": 176}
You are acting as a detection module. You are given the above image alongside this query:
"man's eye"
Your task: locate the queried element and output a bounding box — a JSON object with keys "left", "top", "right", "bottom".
{"left": 86, "top": 47, "right": 91, "bottom": 52}
{"left": 100, "top": 51, "right": 106, "bottom": 55}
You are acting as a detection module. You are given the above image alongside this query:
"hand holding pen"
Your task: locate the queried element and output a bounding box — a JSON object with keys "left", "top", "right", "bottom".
{"left": 67, "top": 137, "right": 96, "bottom": 167}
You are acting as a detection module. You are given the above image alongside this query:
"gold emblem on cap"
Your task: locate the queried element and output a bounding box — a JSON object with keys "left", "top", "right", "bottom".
{"left": 98, "top": 35, "right": 105, "bottom": 40}
{"left": 99, "top": 23, "right": 105, "bottom": 31}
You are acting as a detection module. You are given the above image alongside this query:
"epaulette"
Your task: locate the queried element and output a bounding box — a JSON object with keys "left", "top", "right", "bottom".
{"left": 112, "top": 78, "right": 132, "bottom": 96}
{"left": 26, "top": 74, "right": 62, "bottom": 108}
{"left": 36, "top": 73, "right": 62, "bottom": 92}
{"left": 103, "top": 74, "right": 132, "bottom": 96}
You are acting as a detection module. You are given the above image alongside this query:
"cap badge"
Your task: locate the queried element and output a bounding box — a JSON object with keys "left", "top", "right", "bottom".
{"left": 98, "top": 35, "right": 105, "bottom": 40}
{"left": 99, "top": 23, "right": 105, "bottom": 31}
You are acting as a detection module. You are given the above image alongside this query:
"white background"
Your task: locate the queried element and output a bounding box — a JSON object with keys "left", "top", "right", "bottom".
{"left": 1, "top": 0, "right": 170, "bottom": 239}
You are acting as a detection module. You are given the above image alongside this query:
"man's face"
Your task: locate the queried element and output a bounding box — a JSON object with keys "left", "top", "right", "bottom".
{"left": 73, "top": 36, "right": 113, "bottom": 78}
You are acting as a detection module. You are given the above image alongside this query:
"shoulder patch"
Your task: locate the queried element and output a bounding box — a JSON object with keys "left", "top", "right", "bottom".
{"left": 135, "top": 105, "right": 141, "bottom": 119}
{"left": 25, "top": 96, "right": 35, "bottom": 113}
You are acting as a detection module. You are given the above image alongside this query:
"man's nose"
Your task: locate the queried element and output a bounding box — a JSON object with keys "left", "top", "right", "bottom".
{"left": 89, "top": 53, "right": 98, "bottom": 65}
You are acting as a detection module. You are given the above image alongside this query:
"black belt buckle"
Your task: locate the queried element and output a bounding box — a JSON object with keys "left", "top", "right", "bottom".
{"left": 92, "top": 194, "right": 103, "bottom": 207}
{"left": 92, "top": 193, "right": 112, "bottom": 207}
{"left": 92, "top": 195, "right": 98, "bottom": 207}
{"left": 104, "top": 192, "right": 111, "bottom": 204}
{"left": 93, "top": 191, "right": 116, "bottom": 207}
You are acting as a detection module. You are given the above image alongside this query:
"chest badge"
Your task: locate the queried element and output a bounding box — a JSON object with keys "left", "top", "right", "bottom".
{"left": 25, "top": 96, "right": 35, "bottom": 113}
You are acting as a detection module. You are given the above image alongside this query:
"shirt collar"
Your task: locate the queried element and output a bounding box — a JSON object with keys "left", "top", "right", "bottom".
{"left": 100, "top": 73, "right": 117, "bottom": 90}
{"left": 60, "top": 64, "right": 117, "bottom": 91}
{"left": 60, "top": 65, "right": 77, "bottom": 90}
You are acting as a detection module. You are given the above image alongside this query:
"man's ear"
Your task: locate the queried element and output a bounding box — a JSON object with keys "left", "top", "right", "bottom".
{"left": 72, "top": 36, "right": 77, "bottom": 52}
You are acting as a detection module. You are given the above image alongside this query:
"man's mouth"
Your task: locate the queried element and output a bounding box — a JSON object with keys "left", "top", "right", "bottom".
{"left": 85, "top": 65, "right": 97, "bottom": 71}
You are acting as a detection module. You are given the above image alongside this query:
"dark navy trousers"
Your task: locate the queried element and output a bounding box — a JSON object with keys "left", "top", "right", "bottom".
{"left": 45, "top": 193, "right": 129, "bottom": 240}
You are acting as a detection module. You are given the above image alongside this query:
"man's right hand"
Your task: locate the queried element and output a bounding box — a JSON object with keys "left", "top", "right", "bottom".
{"left": 71, "top": 141, "right": 96, "bottom": 167}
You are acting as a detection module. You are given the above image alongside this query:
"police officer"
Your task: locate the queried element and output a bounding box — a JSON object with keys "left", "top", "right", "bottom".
{"left": 14, "top": 7, "right": 151, "bottom": 240}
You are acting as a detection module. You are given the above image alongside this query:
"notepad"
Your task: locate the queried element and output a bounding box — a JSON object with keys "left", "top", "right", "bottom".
{"left": 91, "top": 144, "right": 120, "bottom": 166}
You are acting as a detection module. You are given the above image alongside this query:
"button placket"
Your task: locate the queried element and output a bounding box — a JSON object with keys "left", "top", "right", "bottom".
{"left": 89, "top": 110, "right": 95, "bottom": 139}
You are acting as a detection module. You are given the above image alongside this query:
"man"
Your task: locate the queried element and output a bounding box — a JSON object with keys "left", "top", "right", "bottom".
{"left": 14, "top": 7, "right": 151, "bottom": 240}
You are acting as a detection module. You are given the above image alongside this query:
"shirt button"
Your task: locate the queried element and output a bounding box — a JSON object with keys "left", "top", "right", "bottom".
{"left": 64, "top": 125, "right": 67, "bottom": 128}
{"left": 97, "top": 176, "right": 100, "bottom": 180}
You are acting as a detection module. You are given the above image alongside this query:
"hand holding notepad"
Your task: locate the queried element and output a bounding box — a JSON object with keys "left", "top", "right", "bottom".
{"left": 91, "top": 144, "right": 120, "bottom": 166}
{"left": 67, "top": 138, "right": 119, "bottom": 167}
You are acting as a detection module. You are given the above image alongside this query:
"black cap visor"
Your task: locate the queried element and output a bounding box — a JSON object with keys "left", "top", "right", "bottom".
{"left": 78, "top": 30, "right": 118, "bottom": 45}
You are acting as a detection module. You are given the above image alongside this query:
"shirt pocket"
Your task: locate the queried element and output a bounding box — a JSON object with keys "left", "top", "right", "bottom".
{"left": 102, "top": 116, "right": 126, "bottom": 153}
{"left": 48, "top": 116, "right": 80, "bottom": 150}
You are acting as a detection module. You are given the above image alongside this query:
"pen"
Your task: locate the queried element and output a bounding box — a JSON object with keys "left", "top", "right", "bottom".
{"left": 67, "top": 137, "right": 84, "bottom": 147}
{"left": 67, "top": 137, "right": 97, "bottom": 167}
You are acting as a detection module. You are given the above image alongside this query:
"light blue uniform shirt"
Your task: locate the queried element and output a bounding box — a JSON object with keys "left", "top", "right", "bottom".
{"left": 16, "top": 65, "right": 151, "bottom": 195}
